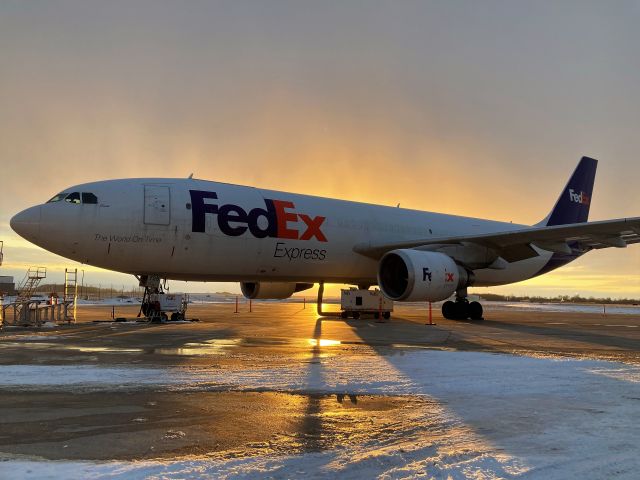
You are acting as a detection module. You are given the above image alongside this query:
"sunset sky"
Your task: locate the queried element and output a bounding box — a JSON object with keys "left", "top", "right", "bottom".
{"left": 1, "top": 1, "right": 639, "bottom": 298}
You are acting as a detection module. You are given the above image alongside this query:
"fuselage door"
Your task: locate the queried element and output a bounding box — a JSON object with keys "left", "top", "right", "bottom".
{"left": 144, "top": 185, "right": 171, "bottom": 225}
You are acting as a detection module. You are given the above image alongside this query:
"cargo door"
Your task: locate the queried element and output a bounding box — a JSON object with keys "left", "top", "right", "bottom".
{"left": 144, "top": 185, "right": 171, "bottom": 225}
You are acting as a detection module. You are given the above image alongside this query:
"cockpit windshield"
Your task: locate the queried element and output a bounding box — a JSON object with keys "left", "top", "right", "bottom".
{"left": 46, "top": 191, "right": 99, "bottom": 204}
{"left": 47, "top": 193, "right": 69, "bottom": 203}
{"left": 64, "top": 192, "right": 81, "bottom": 204}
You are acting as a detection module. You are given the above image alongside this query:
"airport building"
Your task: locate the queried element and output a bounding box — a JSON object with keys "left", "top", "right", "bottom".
{"left": 0, "top": 276, "right": 16, "bottom": 295}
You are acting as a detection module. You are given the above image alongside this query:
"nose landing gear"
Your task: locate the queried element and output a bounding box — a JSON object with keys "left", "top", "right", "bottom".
{"left": 441, "top": 289, "right": 484, "bottom": 321}
{"left": 137, "top": 275, "right": 188, "bottom": 322}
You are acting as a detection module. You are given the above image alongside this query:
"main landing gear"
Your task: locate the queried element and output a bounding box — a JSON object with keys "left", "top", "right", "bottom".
{"left": 441, "top": 288, "right": 484, "bottom": 321}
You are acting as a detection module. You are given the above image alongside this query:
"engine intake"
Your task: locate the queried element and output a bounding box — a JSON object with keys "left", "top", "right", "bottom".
{"left": 378, "top": 249, "right": 471, "bottom": 302}
{"left": 240, "top": 281, "right": 313, "bottom": 300}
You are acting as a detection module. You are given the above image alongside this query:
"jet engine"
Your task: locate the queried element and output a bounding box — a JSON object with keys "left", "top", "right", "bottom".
{"left": 377, "top": 249, "right": 471, "bottom": 302}
{"left": 240, "top": 281, "right": 314, "bottom": 300}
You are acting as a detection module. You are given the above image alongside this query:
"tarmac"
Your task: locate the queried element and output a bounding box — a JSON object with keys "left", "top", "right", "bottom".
{"left": 0, "top": 301, "right": 639, "bottom": 477}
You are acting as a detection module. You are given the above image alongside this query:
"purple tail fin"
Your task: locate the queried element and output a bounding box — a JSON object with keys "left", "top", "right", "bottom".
{"left": 541, "top": 157, "right": 597, "bottom": 226}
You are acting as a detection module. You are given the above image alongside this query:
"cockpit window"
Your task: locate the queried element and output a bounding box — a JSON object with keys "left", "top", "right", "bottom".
{"left": 48, "top": 191, "right": 98, "bottom": 204}
{"left": 82, "top": 192, "right": 98, "bottom": 204}
{"left": 47, "top": 193, "right": 69, "bottom": 203}
{"left": 64, "top": 192, "right": 81, "bottom": 204}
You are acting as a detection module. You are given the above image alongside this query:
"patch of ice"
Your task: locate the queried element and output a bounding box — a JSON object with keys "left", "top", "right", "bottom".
{"left": 162, "top": 430, "right": 186, "bottom": 440}
{"left": 487, "top": 301, "right": 640, "bottom": 315}
{"left": 587, "top": 365, "right": 640, "bottom": 383}
{"left": 0, "top": 335, "right": 63, "bottom": 341}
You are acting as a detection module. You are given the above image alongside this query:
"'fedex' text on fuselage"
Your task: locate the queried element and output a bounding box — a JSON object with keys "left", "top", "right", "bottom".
{"left": 189, "top": 190, "right": 328, "bottom": 242}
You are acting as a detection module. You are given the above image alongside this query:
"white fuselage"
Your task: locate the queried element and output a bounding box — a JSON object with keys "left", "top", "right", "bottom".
{"left": 11, "top": 178, "right": 553, "bottom": 287}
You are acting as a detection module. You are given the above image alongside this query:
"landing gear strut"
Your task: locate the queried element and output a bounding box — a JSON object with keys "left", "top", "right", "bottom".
{"left": 441, "top": 288, "right": 483, "bottom": 321}
{"left": 137, "top": 275, "right": 161, "bottom": 321}
{"left": 316, "top": 282, "right": 340, "bottom": 317}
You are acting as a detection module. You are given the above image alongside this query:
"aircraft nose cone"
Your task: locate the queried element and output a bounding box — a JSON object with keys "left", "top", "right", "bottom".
{"left": 10, "top": 206, "right": 42, "bottom": 242}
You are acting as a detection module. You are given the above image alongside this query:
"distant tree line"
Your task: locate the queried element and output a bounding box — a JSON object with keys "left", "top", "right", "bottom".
{"left": 479, "top": 293, "right": 639, "bottom": 305}
{"left": 32, "top": 283, "right": 143, "bottom": 300}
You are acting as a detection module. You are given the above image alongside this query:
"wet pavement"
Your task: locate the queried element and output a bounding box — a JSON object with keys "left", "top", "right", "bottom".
{"left": 0, "top": 391, "right": 428, "bottom": 461}
{"left": 2, "top": 302, "right": 639, "bottom": 367}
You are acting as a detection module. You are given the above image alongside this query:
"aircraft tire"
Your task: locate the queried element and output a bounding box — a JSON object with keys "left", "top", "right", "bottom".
{"left": 453, "top": 301, "right": 469, "bottom": 320}
{"left": 442, "top": 301, "right": 455, "bottom": 319}
{"left": 383, "top": 311, "right": 391, "bottom": 320}
{"left": 469, "top": 301, "right": 483, "bottom": 320}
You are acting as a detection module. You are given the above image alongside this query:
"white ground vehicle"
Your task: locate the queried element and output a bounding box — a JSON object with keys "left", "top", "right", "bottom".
{"left": 340, "top": 288, "right": 393, "bottom": 319}
{"left": 142, "top": 293, "right": 188, "bottom": 322}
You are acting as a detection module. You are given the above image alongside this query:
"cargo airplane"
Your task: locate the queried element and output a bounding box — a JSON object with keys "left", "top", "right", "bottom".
{"left": 10, "top": 157, "right": 640, "bottom": 320}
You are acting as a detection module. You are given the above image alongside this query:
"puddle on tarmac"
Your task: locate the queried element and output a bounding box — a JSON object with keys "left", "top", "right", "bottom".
{"left": 65, "top": 346, "right": 145, "bottom": 353}
{"left": 153, "top": 338, "right": 243, "bottom": 356}
{"left": 308, "top": 338, "right": 341, "bottom": 347}
{"left": 0, "top": 334, "right": 421, "bottom": 358}
{"left": 0, "top": 391, "right": 438, "bottom": 461}
{"left": 0, "top": 342, "right": 144, "bottom": 354}
{"left": 0, "top": 335, "right": 344, "bottom": 358}
{"left": 0, "top": 335, "right": 64, "bottom": 341}
{"left": 151, "top": 337, "right": 343, "bottom": 356}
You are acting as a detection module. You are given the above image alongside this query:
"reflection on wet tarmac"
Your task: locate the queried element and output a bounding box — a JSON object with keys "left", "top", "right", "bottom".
{"left": 336, "top": 394, "right": 358, "bottom": 405}
{"left": 0, "top": 342, "right": 143, "bottom": 354}
{"left": 152, "top": 337, "right": 344, "bottom": 356}
{"left": 0, "top": 335, "right": 346, "bottom": 357}
{"left": 307, "top": 339, "right": 342, "bottom": 347}
{"left": 153, "top": 338, "right": 242, "bottom": 356}
{"left": 65, "top": 346, "right": 144, "bottom": 353}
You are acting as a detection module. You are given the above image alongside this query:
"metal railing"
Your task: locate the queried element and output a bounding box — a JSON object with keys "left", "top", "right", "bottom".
{"left": 1, "top": 298, "right": 74, "bottom": 327}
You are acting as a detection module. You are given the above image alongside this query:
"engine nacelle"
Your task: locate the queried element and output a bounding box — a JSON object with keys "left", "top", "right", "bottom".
{"left": 377, "top": 249, "right": 470, "bottom": 302}
{"left": 240, "top": 281, "right": 313, "bottom": 300}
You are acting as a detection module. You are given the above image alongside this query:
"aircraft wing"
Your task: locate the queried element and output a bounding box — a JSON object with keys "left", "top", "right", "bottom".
{"left": 353, "top": 217, "right": 640, "bottom": 263}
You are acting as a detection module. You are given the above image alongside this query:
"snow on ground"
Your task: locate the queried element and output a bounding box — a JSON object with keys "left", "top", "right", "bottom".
{"left": 0, "top": 449, "right": 528, "bottom": 480}
{"left": 1, "top": 350, "right": 639, "bottom": 479}
{"left": 486, "top": 301, "right": 640, "bottom": 315}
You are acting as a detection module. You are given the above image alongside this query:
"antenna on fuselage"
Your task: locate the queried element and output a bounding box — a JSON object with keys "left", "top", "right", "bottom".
{"left": 188, "top": 173, "right": 194, "bottom": 179}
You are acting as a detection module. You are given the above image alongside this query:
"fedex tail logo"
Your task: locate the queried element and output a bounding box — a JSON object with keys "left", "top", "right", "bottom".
{"left": 568, "top": 189, "right": 590, "bottom": 205}
{"left": 189, "top": 190, "right": 327, "bottom": 242}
